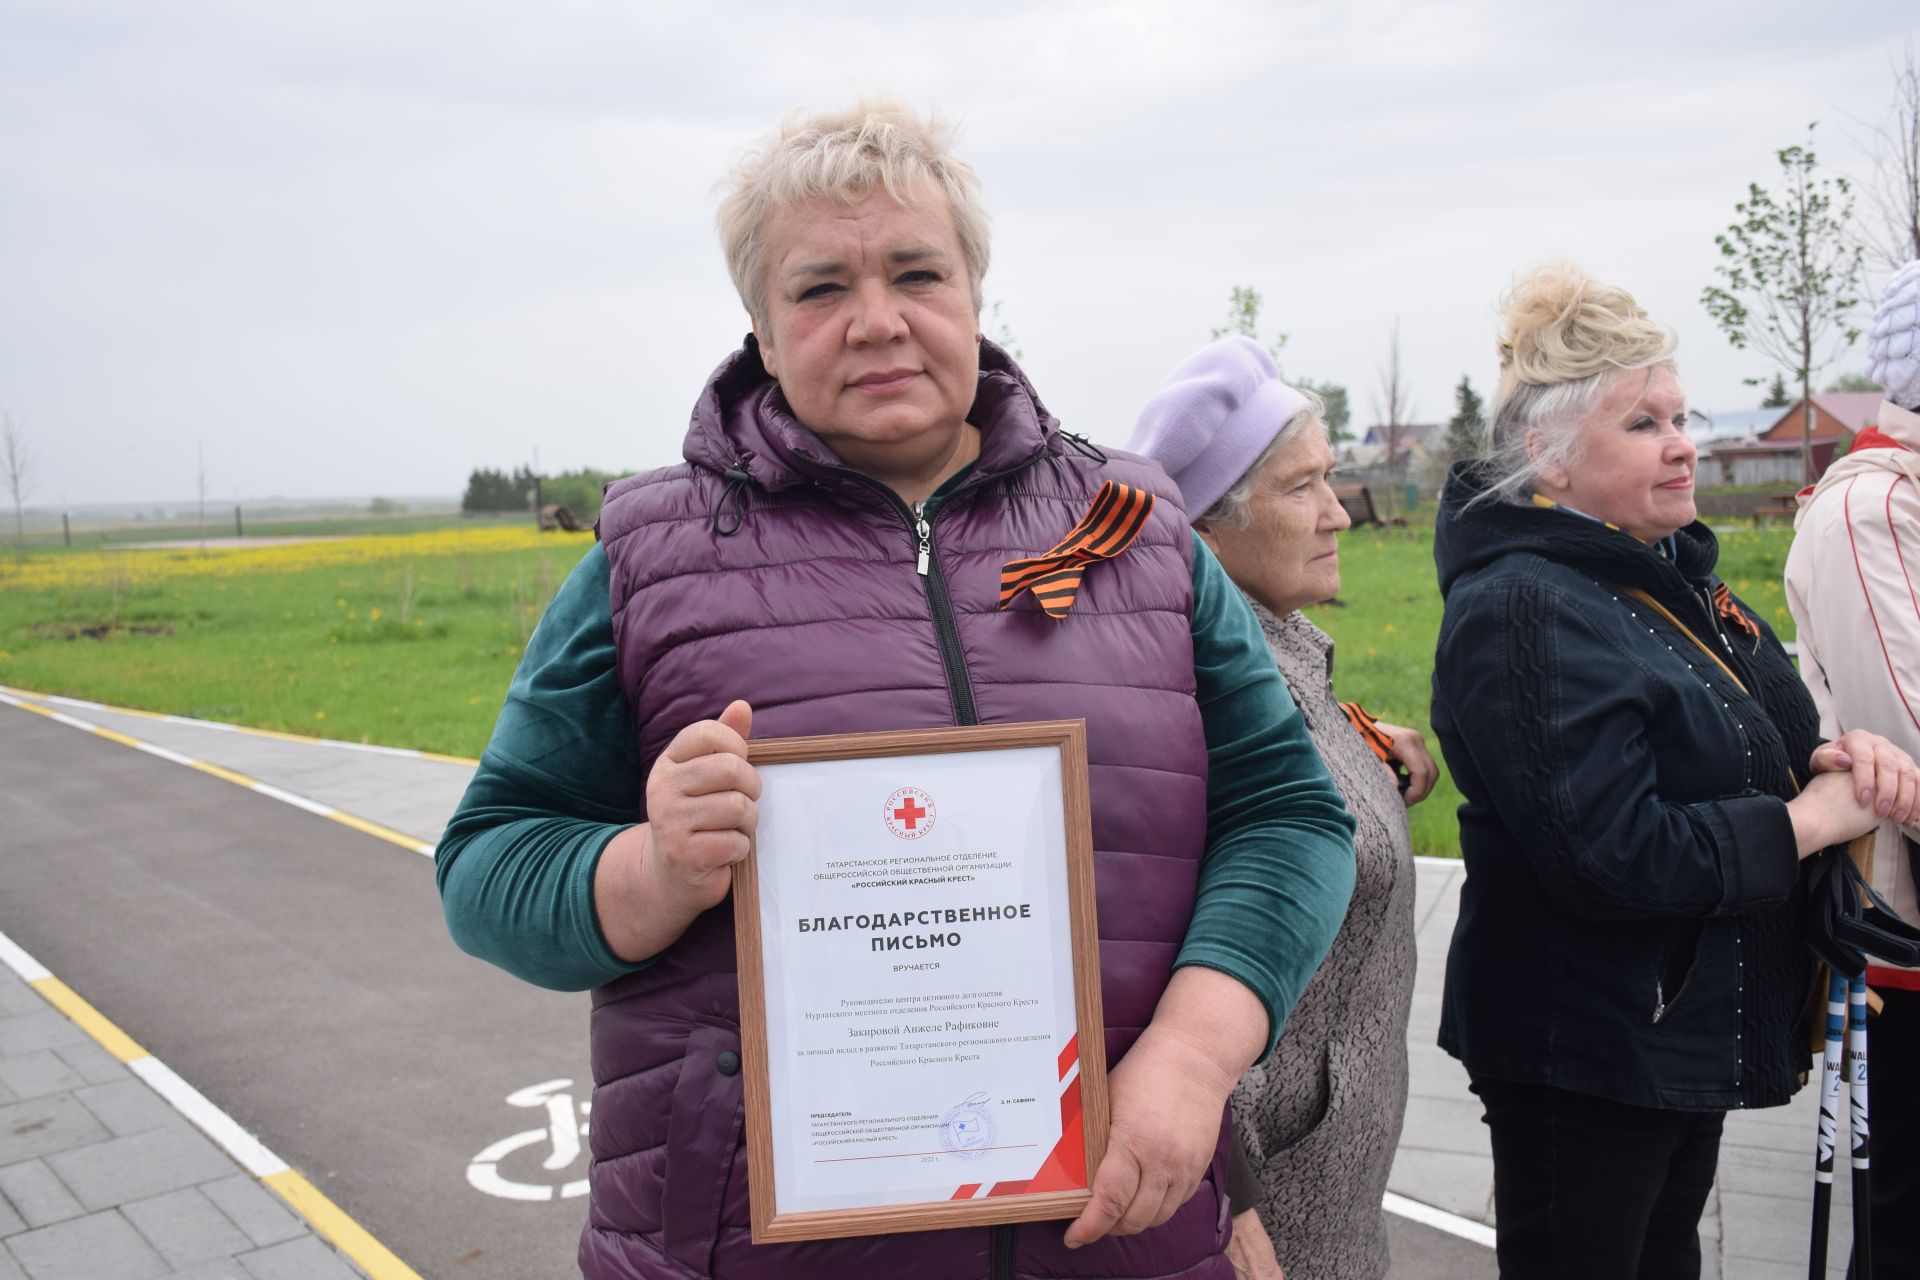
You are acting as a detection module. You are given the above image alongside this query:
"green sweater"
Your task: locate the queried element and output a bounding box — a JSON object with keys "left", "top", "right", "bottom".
{"left": 437, "top": 530, "right": 1355, "bottom": 1057}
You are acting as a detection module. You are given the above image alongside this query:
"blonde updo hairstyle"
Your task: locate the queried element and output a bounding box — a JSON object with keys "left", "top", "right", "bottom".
{"left": 1477, "top": 264, "right": 1679, "bottom": 507}
{"left": 716, "top": 99, "right": 992, "bottom": 330}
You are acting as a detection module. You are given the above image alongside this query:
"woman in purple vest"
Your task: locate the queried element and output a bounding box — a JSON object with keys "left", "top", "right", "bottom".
{"left": 1130, "top": 338, "right": 1429, "bottom": 1280}
{"left": 436, "top": 100, "right": 1358, "bottom": 1280}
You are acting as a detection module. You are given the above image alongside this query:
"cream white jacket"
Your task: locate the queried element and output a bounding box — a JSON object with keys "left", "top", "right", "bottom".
{"left": 1787, "top": 401, "right": 1920, "bottom": 975}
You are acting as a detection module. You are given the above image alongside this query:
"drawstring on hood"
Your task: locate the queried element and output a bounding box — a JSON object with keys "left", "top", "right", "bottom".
{"left": 1063, "top": 432, "right": 1110, "bottom": 464}
{"left": 710, "top": 466, "right": 754, "bottom": 536}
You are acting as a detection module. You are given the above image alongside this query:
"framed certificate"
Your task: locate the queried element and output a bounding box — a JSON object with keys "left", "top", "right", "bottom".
{"left": 734, "top": 720, "right": 1109, "bottom": 1243}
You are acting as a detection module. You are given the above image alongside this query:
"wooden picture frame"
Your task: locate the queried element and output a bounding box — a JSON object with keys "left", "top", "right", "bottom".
{"left": 734, "top": 719, "right": 1108, "bottom": 1244}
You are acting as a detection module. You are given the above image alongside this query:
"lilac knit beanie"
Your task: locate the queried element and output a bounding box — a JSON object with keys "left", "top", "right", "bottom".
{"left": 1126, "top": 335, "right": 1312, "bottom": 518}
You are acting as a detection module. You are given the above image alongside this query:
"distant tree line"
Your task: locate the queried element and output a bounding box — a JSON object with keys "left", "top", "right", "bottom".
{"left": 462, "top": 465, "right": 625, "bottom": 522}
{"left": 541, "top": 469, "right": 623, "bottom": 522}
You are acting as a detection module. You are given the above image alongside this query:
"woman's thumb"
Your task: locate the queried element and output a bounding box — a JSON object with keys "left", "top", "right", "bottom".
{"left": 719, "top": 699, "right": 753, "bottom": 742}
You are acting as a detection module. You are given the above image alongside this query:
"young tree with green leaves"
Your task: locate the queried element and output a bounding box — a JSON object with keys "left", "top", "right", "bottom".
{"left": 1701, "top": 124, "right": 1866, "bottom": 485}
{"left": 1444, "top": 375, "right": 1487, "bottom": 463}
{"left": 1761, "top": 373, "right": 1792, "bottom": 407}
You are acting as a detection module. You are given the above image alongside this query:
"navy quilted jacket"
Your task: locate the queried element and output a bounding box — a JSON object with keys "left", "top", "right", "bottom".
{"left": 1430, "top": 461, "right": 1817, "bottom": 1112}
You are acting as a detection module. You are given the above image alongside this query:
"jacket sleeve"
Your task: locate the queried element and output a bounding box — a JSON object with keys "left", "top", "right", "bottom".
{"left": 1789, "top": 469, "right": 1920, "bottom": 765}
{"left": 1438, "top": 577, "right": 1798, "bottom": 922}
{"left": 434, "top": 544, "right": 651, "bottom": 991}
{"left": 1178, "top": 536, "right": 1358, "bottom": 1059}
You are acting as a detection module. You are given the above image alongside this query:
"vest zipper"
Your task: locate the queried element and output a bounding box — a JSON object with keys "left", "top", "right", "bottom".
{"left": 832, "top": 445, "right": 1051, "bottom": 726}
{"left": 824, "top": 468, "right": 981, "bottom": 726}
{"left": 991, "top": 1222, "right": 1017, "bottom": 1279}
{"left": 908, "top": 497, "right": 978, "bottom": 725}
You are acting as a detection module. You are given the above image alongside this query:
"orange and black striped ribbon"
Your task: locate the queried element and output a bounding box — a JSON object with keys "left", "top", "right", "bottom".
{"left": 1339, "top": 701, "right": 1396, "bottom": 764}
{"left": 1711, "top": 583, "right": 1761, "bottom": 643}
{"left": 998, "top": 481, "right": 1156, "bottom": 620}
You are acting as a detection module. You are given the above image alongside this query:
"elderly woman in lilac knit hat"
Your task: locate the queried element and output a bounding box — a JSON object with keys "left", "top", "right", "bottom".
{"left": 1129, "top": 336, "right": 1429, "bottom": 1280}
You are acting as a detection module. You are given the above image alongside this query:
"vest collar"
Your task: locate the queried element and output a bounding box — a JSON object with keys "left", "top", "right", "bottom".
{"left": 683, "top": 337, "right": 1060, "bottom": 503}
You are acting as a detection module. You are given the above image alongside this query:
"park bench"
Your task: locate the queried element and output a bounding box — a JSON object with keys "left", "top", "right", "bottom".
{"left": 1333, "top": 484, "right": 1383, "bottom": 528}
{"left": 1751, "top": 491, "right": 1799, "bottom": 522}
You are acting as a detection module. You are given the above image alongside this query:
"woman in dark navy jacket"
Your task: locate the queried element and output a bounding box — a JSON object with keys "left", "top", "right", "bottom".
{"left": 1429, "top": 264, "right": 1916, "bottom": 1280}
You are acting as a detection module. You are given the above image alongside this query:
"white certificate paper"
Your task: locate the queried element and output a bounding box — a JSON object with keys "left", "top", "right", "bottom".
{"left": 753, "top": 744, "right": 1088, "bottom": 1217}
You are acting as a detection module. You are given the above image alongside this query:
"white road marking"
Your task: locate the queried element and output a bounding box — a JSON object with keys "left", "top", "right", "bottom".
{"left": 0, "top": 929, "right": 288, "bottom": 1176}
{"left": 128, "top": 1057, "right": 289, "bottom": 1178}
{"left": 1382, "top": 1191, "right": 1497, "bottom": 1248}
{"left": 134, "top": 741, "right": 198, "bottom": 767}
{"left": 0, "top": 931, "right": 52, "bottom": 982}
{"left": 0, "top": 689, "right": 437, "bottom": 858}
{"left": 249, "top": 782, "right": 338, "bottom": 817}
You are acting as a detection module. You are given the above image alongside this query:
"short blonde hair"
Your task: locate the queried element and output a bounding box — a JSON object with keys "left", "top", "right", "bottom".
{"left": 716, "top": 99, "right": 991, "bottom": 328}
{"left": 1478, "top": 263, "right": 1678, "bottom": 506}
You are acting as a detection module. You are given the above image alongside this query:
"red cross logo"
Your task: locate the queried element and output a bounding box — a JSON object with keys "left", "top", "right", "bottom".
{"left": 883, "top": 787, "right": 936, "bottom": 840}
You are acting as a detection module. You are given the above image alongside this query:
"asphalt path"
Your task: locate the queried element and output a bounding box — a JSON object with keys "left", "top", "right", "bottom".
{"left": 0, "top": 708, "right": 591, "bottom": 1279}
{"left": 0, "top": 703, "right": 1492, "bottom": 1279}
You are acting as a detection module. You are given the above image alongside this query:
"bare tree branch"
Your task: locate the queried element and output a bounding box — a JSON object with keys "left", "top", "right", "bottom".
{"left": 1856, "top": 41, "right": 1920, "bottom": 270}
{"left": 2, "top": 411, "right": 34, "bottom": 548}
{"left": 1373, "top": 319, "right": 1414, "bottom": 518}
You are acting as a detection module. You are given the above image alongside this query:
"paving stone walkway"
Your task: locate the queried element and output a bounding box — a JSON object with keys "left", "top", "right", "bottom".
{"left": 1393, "top": 859, "right": 1856, "bottom": 1279}
{"left": 0, "top": 966, "right": 366, "bottom": 1280}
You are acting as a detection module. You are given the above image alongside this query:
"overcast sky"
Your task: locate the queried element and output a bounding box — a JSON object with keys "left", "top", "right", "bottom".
{"left": 2, "top": 0, "right": 1916, "bottom": 506}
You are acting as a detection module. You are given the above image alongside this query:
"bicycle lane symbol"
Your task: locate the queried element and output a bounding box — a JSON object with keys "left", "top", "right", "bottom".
{"left": 467, "top": 1078, "right": 591, "bottom": 1202}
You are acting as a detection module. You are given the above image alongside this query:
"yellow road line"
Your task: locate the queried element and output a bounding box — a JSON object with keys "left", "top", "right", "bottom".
{"left": 326, "top": 810, "right": 435, "bottom": 855}
{"left": 265, "top": 1171, "right": 424, "bottom": 1280}
{"left": 418, "top": 750, "right": 476, "bottom": 766}
{"left": 3, "top": 868, "right": 425, "bottom": 1278}
{"left": 30, "top": 977, "right": 150, "bottom": 1063}
{"left": 90, "top": 725, "right": 149, "bottom": 750}
{"left": 187, "top": 759, "right": 262, "bottom": 789}
{"left": 1, "top": 691, "right": 439, "bottom": 861}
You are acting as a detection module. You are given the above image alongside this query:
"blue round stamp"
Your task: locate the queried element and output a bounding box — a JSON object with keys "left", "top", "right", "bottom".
{"left": 940, "top": 1092, "right": 997, "bottom": 1160}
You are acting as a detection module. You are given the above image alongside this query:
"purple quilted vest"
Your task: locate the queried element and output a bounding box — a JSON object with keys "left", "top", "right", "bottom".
{"left": 584, "top": 341, "right": 1226, "bottom": 1280}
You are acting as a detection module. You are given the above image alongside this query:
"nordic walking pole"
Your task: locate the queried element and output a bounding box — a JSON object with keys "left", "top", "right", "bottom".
{"left": 1810, "top": 968, "right": 1845, "bottom": 1279}
{"left": 1848, "top": 972, "right": 1873, "bottom": 1280}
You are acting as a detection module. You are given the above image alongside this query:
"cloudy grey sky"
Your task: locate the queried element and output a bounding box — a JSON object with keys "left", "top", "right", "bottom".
{"left": 2, "top": 0, "right": 1915, "bottom": 506}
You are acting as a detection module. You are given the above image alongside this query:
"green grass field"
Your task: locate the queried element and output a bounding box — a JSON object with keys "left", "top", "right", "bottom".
{"left": 0, "top": 526, "right": 596, "bottom": 756}
{"left": 0, "top": 518, "right": 1802, "bottom": 856}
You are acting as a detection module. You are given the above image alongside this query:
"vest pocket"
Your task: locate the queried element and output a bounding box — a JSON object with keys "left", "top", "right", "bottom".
{"left": 661, "top": 1024, "right": 745, "bottom": 1273}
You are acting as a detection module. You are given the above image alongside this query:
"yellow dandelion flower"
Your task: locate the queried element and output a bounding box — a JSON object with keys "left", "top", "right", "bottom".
{"left": 314, "top": 711, "right": 327, "bottom": 720}
{"left": 369, "top": 608, "right": 382, "bottom": 621}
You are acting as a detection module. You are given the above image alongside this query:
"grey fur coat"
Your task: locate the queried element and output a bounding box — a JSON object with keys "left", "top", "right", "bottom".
{"left": 1231, "top": 604, "right": 1416, "bottom": 1280}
